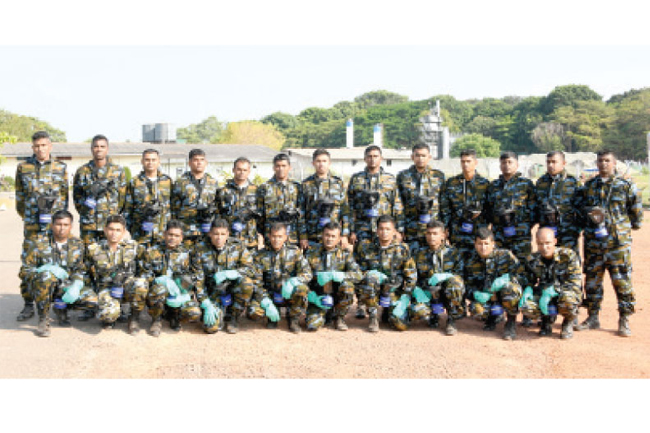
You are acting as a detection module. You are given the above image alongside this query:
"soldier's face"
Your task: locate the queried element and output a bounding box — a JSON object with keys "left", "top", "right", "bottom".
{"left": 269, "top": 228, "right": 287, "bottom": 251}
{"left": 313, "top": 154, "right": 330, "bottom": 176}
{"left": 189, "top": 155, "right": 207, "bottom": 175}
{"left": 51, "top": 217, "right": 72, "bottom": 241}
{"left": 142, "top": 152, "right": 160, "bottom": 174}
{"left": 104, "top": 222, "right": 125, "bottom": 244}
{"left": 91, "top": 139, "right": 109, "bottom": 161}
{"left": 536, "top": 229, "right": 557, "bottom": 259}
{"left": 208, "top": 227, "right": 229, "bottom": 249}
{"left": 546, "top": 154, "right": 565, "bottom": 176}
{"left": 322, "top": 228, "right": 340, "bottom": 250}
{"left": 165, "top": 228, "right": 183, "bottom": 249}
{"left": 500, "top": 157, "right": 518, "bottom": 177}
{"left": 233, "top": 161, "right": 251, "bottom": 183}
{"left": 273, "top": 160, "right": 290, "bottom": 181}
{"left": 475, "top": 237, "right": 494, "bottom": 259}
{"left": 364, "top": 150, "right": 382, "bottom": 171}
{"left": 412, "top": 148, "right": 431, "bottom": 170}
{"left": 460, "top": 155, "right": 477, "bottom": 175}
{"left": 597, "top": 153, "right": 616, "bottom": 177}
{"left": 32, "top": 138, "right": 52, "bottom": 162}
{"left": 377, "top": 222, "right": 395, "bottom": 245}
{"left": 426, "top": 227, "right": 445, "bottom": 250}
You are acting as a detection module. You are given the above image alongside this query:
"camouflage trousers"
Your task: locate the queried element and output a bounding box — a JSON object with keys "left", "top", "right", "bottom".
{"left": 19, "top": 232, "right": 46, "bottom": 303}
{"left": 165, "top": 299, "right": 223, "bottom": 334}
{"left": 80, "top": 229, "right": 106, "bottom": 247}
{"left": 305, "top": 280, "right": 355, "bottom": 330}
{"left": 248, "top": 282, "right": 309, "bottom": 321}
{"left": 208, "top": 276, "right": 255, "bottom": 318}
{"left": 357, "top": 277, "right": 409, "bottom": 331}
{"left": 584, "top": 245, "right": 635, "bottom": 316}
{"left": 97, "top": 277, "right": 147, "bottom": 324}
{"left": 468, "top": 281, "right": 522, "bottom": 320}
{"left": 520, "top": 289, "right": 581, "bottom": 321}
{"left": 146, "top": 282, "right": 174, "bottom": 319}
{"left": 29, "top": 272, "right": 98, "bottom": 317}
{"left": 410, "top": 276, "right": 466, "bottom": 322}
{"left": 495, "top": 235, "right": 531, "bottom": 264}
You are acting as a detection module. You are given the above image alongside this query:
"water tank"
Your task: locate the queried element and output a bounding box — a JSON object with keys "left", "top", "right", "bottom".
{"left": 142, "top": 124, "right": 155, "bottom": 142}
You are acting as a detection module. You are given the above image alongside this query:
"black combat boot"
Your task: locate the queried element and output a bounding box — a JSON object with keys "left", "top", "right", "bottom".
{"left": 55, "top": 308, "right": 71, "bottom": 327}
{"left": 334, "top": 316, "right": 348, "bottom": 331}
{"left": 17, "top": 302, "right": 35, "bottom": 321}
{"left": 226, "top": 314, "right": 239, "bottom": 334}
{"left": 483, "top": 314, "right": 497, "bottom": 331}
{"left": 618, "top": 314, "right": 631, "bottom": 337}
{"left": 445, "top": 316, "right": 457, "bottom": 336}
{"left": 169, "top": 308, "right": 181, "bottom": 331}
{"left": 538, "top": 315, "right": 552, "bottom": 336}
{"left": 575, "top": 312, "right": 600, "bottom": 331}
{"left": 266, "top": 319, "right": 278, "bottom": 329}
{"left": 429, "top": 313, "right": 440, "bottom": 329}
{"left": 381, "top": 307, "right": 390, "bottom": 324}
{"left": 150, "top": 317, "right": 162, "bottom": 337}
{"left": 355, "top": 305, "right": 366, "bottom": 319}
{"left": 521, "top": 316, "right": 533, "bottom": 328}
{"left": 128, "top": 310, "right": 140, "bottom": 335}
{"left": 503, "top": 314, "right": 517, "bottom": 341}
{"left": 368, "top": 308, "right": 379, "bottom": 333}
{"left": 289, "top": 316, "right": 301, "bottom": 334}
{"left": 36, "top": 315, "right": 51, "bottom": 337}
{"left": 560, "top": 316, "right": 574, "bottom": 340}
{"left": 77, "top": 309, "right": 95, "bottom": 321}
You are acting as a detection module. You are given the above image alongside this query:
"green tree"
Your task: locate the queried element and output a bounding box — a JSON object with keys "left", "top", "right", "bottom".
{"left": 472, "top": 98, "right": 513, "bottom": 118}
{"left": 261, "top": 112, "right": 299, "bottom": 131}
{"left": 219, "top": 121, "right": 285, "bottom": 150}
{"left": 510, "top": 96, "right": 544, "bottom": 154}
{"left": 426, "top": 95, "right": 475, "bottom": 132}
{"left": 176, "top": 116, "right": 224, "bottom": 143}
{"left": 0, "top": 109, "right": 66, "bottom": 142}
{"left": 450, "top": 133, "right": 501, "bottom": 158}
{"left": 0, "top": 131, "right": 19, "bottom": 165}
{"left": 530, "top": 122, "right": 566, "bottom": 152}
{"left": 540, "top": 84, "right": 603, "bottom": 115}
{"left": 353, "top": 90, "right": 408, "bottom": 109}
{"left": 604, "top": 88, "right": 650, "bottom": 160}
{"left": 551, "top": 100, "right": 614, "bottom": 152}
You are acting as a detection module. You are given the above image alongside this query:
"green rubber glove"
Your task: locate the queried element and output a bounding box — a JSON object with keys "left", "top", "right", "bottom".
{"left": 428, "top": 273, "right": 453, "bottom": 287}
{"left": 412, "top": 286, "right": 432, "bottom": 304}
{"left": 37, "top": 263, "right": 69, "bottom": 281}
{"left": 213, "top": 271, "right": 229, "bottom": 285}
{"left": 490, "top": 274, "right": 510, "bottom": 293}
{"left": 518, "top": 286, "right": 534, "bottom": 309}
{"left": 392, "top": 294, "right": 411, "bottom": 318}
{"left": 155, "top": 275, "right": 181, "bottom": 297}
{"left": 539, "top": 286, "right": 559, "bottom": 316}
{"left": 316, "top": 271, "right": 333, "bottom": 286}
{"left": 166, "top": 292, "right": 191, "bottom": 308}
{"left": 331, "top": 271, "right": 346, "bottom": 283}
{"left": 61, "top": 280, "right": 83, "bottom": 304}
{"left": 367, "top": 270, "right": 388, "bottom": 284}
{"left": 281, "top": 277, "right": 301, "bottom": 299}
{"left": 260, "top": 297, "right": 280, "bottom": 322}
{"left": 224, "top": 270, "right": 241, "bottom": 280}
{"left": 473, "top": 291, "right": 491, "bottom": 304}
{"left": 201, "top": 299, "right": 218, "bottom": 327}
{"left": 36, "top": 264, "right": 54, "bottom": 273}
{"left": 307, "top": 291, "right": 331, "bottom": 310}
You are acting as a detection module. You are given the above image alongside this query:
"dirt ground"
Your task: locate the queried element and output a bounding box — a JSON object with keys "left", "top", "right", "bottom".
{"left": 1, "top": 204, "right": 649, "bottom": 379}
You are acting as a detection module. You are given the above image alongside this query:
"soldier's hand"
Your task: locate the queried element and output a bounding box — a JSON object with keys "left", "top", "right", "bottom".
{"left": 349, "top": 233, "right": 357, "bottom": 245}
{"left": 257, "top": 234, "right": 265, "bottom": 250}
{"left": 300, "top": 239, "right": 309, "bottom": 250}
{"left": 340, "top": 236, "right": 350, "bottom": 249}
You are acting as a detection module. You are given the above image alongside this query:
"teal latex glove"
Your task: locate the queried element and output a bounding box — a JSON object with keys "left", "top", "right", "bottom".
{"left": 37, "top": 263, "right": 69, "bottom": 281}
{"left": 281, "top": 277, "right": 301, "bottom": 299}
{"left": 490, "top": 274, "right": 510, "bottom": 293}
{"left": 428, "top": 273, "right": 453, "bottom": 287}
{"left": 367, "top": 270, "right": 388, "bottom": 284}
{"left": 61, "top": 280, "right": 83, "bottom": 304}
{"left": 166, "top": 292, "right": 191, "bottom": 308}
{"left": 213, "top": 271, "right": 229, "bottom": 285}
{"left": 331, "top": 271, "right": 346, "bottom": 283}
{"left": 392, "top": 294, "right": 411, "bottom": 318}
{"left": 413, "top": 286, "right": 432, "bottom": 304}
{"left": 316, "top": 271, "right": 333, "bottom": 286}
{"left": 224, "top": 270, "right": 241, "bottom": 280}
{"left": 473, "top": 291, "right": 491, "bottom": 304}
{"left": 518, "top": 286, "right": 534, "bottom": 309}
{"left": 307, "top": 291, "right": 331, "bottom": 310}
{"left": 539, "top": 286, "right": 559, "bottom": 316}
{"left": 261, "top": 297, "right": 280, "bottom": 322}
{"left": 201, "top": 299, "right": 218, "bottom": 327}
{"left": 155, "top": 275, "right": 181, "bottom": 297}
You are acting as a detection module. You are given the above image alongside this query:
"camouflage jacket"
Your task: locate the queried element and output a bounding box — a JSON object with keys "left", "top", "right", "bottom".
{"left": 397, "top": 165, "right": 445, "bottom": 241}
{"left": 305, "top": 244, "right": 363, "bottom": 287}
{"left": 463, "top": 248, "right": 523, "bottom": 295}
{"left": 85, "top": 239, "right": 141, "bottom": 291}
{"left": 124, "top": 170, "right": 173, "bottom": 244}
{"left": 20, "top": 234, "right": 85, "bottom": 284}
{"left": 440, "top": 172, "right": 490, "bottom": 245}
{"left": 256, "top": 176, "right": 303, "bottom": 245}
{"left": 347, "top": 167, "right": 404, "bottom": 239}
{"left": 215, "top": 179, "right": 260, "bottom": 248}
{"left": 254, "top": 244, "right": 312, "bottom": 295}
{"left": 73, "top": 158, "right": 127, "bottom": 232}
{"left": 300, "top": 172, "right": 350, "bottom": 241}
{"left": 171, "top": 172, "right": 219, "bottom": 238}
{"left": 15, "top": 155, "right": 69, "bottom": 232}
{"left": 521, "top": 247, "right": 582, "bottom": 295}
{"left": 535, "top": 170, "right": 581, "bottom": 239}
{"left": 412, "top": 244, "right": 463, "bottom": 288}
{"left": 485, "top": 172, "right": 536, "bottom": 239}
{"left": 138, "top": 241, "right": 203, "bottom": 298}
{"left": 576, "top": 174, "right": 644, "bottom": 250}
{"left": 355, "top": 239, "right": 417, "bottom": 293}
{"left": 192, "top": 238, "right": 255, "bottom": 299}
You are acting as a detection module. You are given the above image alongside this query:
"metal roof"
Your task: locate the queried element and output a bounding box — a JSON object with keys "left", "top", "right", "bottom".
{"left": 285, "top": 147, "right": 413, "bottom": 160}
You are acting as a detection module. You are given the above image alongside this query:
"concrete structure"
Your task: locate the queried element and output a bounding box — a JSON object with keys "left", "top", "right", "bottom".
{"left": 142, "top": 123, "right": 177, "bottom": 143}
{"left": 419, "top": 100, "right": 451, "bottom": 160}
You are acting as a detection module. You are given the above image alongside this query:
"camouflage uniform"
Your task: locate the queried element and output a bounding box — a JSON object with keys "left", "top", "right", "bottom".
{"left": 520, "top": 247, "right": 582, "bottom": 321}
{"left": 124, "top": 170, "right": 173, "bottom": 247}
{"left": 576, "top": 175, "right": 643, "bottom": 317}
{"left": 193, "top": 238, "right": 256, "bottom": 333}
{"left": 411, "top": 244, "right": 466, "bottom": 321}
{"left": 304, "top": 244, "right": 362, "bottom": 330}
{"left": 355, "top": 239, "right": 417, "bottom": 331}
{"left": 397, "top": 165, "right": 445, "bottom": 251}
{"left": 256, "top": 176, "right": 303, "bottom": 246}
{"left": 463, "top": 248, "right": 523, "bottom": 320}
{"left": 73, "top": 158, "right": 127, "bottom": 246}
{"left": 215, "top": 179, "right": 260, "bottom": 250}
{"left": 85, "top": 239, "right": 146, "bottom": 325}
{"left": 171, "top": 172, "right": 219, "bottom": 245}
{"left": 249, "top": 244, "right": 313, "bottom": 322}
{"left": 347, "top": 167, "right": 404, "bottom": 243}
{"left": 440, "top": 172, "right": 490, "bottom": 259}
{"left": 535, "top": 170, "right": 582, "bottom": 253}
{"left": 485, "top": 172, "right": 536, "bottom": 264}
{"left": 300, "top": 173, "right": 350, "bottom": 246}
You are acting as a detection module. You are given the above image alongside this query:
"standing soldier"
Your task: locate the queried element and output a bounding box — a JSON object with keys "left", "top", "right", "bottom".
{"left": 355, "top": 216, "right": 417, "bottom": 333}
{"left": 124, "top": 149, "right": 173, "bottom": 248}
{"left": 304, "top": 222, "right": 362, "bottom": 331}
{"left": 397, "top": 143, "right": 445, "bottom": 252}
{"left": 575, "top": 150, "right": 643, "bottom": 337}
{"left": 256, "top": 153, "right": 303, "bottom": 246}
{"left": 171, "top": 149, "right": 219, "bottom": 247}
{"left": 73, "top": 134, "right": 127, "bottom": 247}
{"left": 15, "top": 131, "right": 69, "bottom": 321}
{"left": 441, "top": 149, "right": 490, "bottom": 259}
{"left": 19, "top": 210, "right": 97, "bottom": 337}
{"left": 300, "top": 149, "right": 351, "bottom": 250}
{"left": 215, "top": 157, "right": 263, "bottom": 251}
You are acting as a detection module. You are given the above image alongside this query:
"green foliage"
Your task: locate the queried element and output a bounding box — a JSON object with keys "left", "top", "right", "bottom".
{"left": 176, "top": 116, "right": 224, "bottom": 144}
{"left": 0, "top": 109, "right": 66, "bottom": 142}
{"left": 353, "top": 101, "right": 428, "bottom": 149}
{"left": 219, "top": 121, "right": 285, "bottom": 150}
{"left": 0, "top": 175, "right": 14, "bottom": 191}
{"left": 261, "top": 112, "right": 299, "bottom": 132}
{"left": 603, "top": 88, "right": 650, "bottom": 160}
{"left": 550, "top": 100, "right": 615, "bottom": 152}
{"left": 353, "top": 90, "right": 408, "bottom": 109}
{"left": 123, "top": 166, "right": 132, "bottom": 183}
{"left": 450, "top": 133, "right": 501, "bottom": 158}
{"left": 540, "top": 84, "right": 602, "bottom": 115}
{"left": 426, "top": 95, "right": 475, "bottom": 132}
{"left": 531, "top": 122, "right": 565, "bottom": 152}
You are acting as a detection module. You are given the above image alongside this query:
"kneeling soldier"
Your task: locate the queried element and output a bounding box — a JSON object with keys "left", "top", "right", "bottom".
{"left": 519, "top": 227, "right": 582, "bottom": 339}
{"left": 411, "top": 220, "right": 465, "bottom": 336}
{"left": 304, "top": 222, "right": 362, "bottom": 331}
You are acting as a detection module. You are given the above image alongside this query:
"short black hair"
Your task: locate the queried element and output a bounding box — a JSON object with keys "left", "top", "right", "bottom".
{"left": 32, "top": 131, "right": 50, "bottom": 142}
{"left": 273, "top": 153, "right": 291, "bottom": 165}
{"left": 597, "top": 149, "right": 616, "bottom": 159}
{"left": 412, "top": 143, "right": 430, "bottom": 153}
{"left": 376, "top": 215, "right": 395, "bottom": 228}
{"left": 475, "top": 227, "right": 494, "bottom": 241}
{"left": 91, "top": 134, "right": 109, "bottom": 147}
{"left": 426, "top": 220, "right": 445, "bottom": 231}
{"left": 189, "top": 149, "right": 206, "bottom": 160}
{"left": 233, "top": 157, "right": 251, "bottom": 168}
{"left": 142, "top": 149, "right": 160, "bottom": 157}
{"left": 269, "top": 222, "right": 287, "bottom": 234}
{"left": 500, "top": 151, "right": 518, "bottom": 161}
{"left": 322, "top": 221, "right": 341, "bottom": 232}
{"left": 210, "top": 218, "right": 230, "bottom": 231}
{"left": 52, "top": 210, "right": 73, "bottom": 223}
{"left": 546, "top": 151, "right": 565, "bottom": 160}
{"left": 364, "top": 145, "right": 382, "bottom": 156}
{"left": 460, "top": 149, "right": 477, "bottom": 158}
{"left": 105, "top": 215, "right": 126, "bottom": 227}
{"left": 165, "top": 220, "right": 184, "bottom": 232}
{"left": 312, "top": 149, "right": 331, "bottom": 161}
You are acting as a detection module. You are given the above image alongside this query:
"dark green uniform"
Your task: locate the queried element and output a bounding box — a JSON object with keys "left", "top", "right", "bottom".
{"left": 124, "top": 170, "right": 173, "bottom": 247}
{"left": 256, "top": 176, "right": 303, "bottom": 246}
{"left": 215, "top": 179, "right": 261, "bottom": 250}
{"left": 300, "top": 173, "right": 350, "bottom": 246}
{"left": 171, "top": 172, "right": 219, "bottom": 245}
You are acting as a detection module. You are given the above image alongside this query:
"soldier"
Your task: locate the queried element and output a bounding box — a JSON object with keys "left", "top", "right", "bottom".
{"left": 304, "top": 222, "right": 362, "bottom": 331}
{"left": 575, "top": 150, "right": 643, "bottom": 337}
{"left": 171, "top": 149, "right": 219, "bottom": 247}
{"left": 256, "top": 153, "right": 303, "bottom": 246}
{"left": 19, "top": 210, "right": 97, "bottom": 337}
{"left": 249, "top": 222, "right": 312, "bottom": 333}
{"left": 15, "top": 131, "right": 69, "bottom": 321}
{"left": 300, "top": 149, "right": 351, "bottom": 250}
{"left": 519, "top": 228, "right": 582, "bottom": 339}
{"left": 440, "top": 149, "right": 490, "bottom": 259}
{"left": 355, "top": 216, "right": 417, "bottom": 332}
{"left": 215, "top": 157, "right": 263, "bottom": 251}
{"left": 464, "top": 227, "right": 523, "bottom": 341}
{"left": 73, "top": 134, "right": 127, "bottom": 247}
{"left": 124, "top": 149, "right": 173, "bottom": 247}
{"left": 411, "top": 220, "right": 465, "bottom": 336}
{"left": 485, "top": 151, "right": 536, "bottom": 264}
{"left": 193, "top": 218, "right": 256, "bottom": 334}
{"left": 397, "top": 143, "right": 445, "bottom": 252}
{"left": 85, "top": 215, "right": 146, "bottom": 330}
